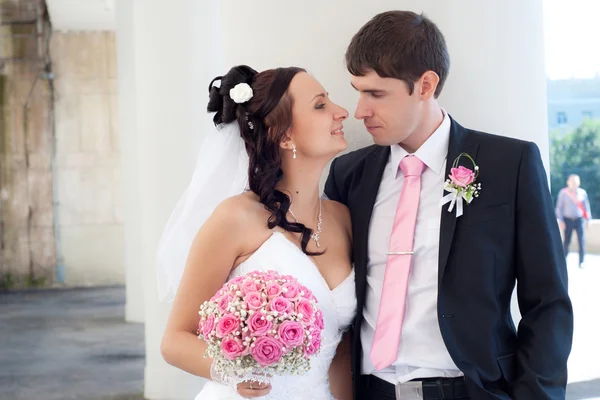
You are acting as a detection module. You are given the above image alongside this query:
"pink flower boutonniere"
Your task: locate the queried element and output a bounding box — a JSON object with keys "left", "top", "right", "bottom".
{"left": 439, "top": 152, "right": 481, "bottom": 218}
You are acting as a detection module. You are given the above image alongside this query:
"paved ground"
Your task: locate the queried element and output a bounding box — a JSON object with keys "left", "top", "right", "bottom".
{"left": 0, "top": 286, "right": 144, "bottom": 400}
{"left": 0, "top": 253, "right": 598, "bottom": 400}
{"left": 565, "top": 252, "right": 600, "bottom": 400}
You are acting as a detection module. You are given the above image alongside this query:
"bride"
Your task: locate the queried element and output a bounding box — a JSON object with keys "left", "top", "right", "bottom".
{"left": 157, "top": 65, "right": 356, "bottom": 399}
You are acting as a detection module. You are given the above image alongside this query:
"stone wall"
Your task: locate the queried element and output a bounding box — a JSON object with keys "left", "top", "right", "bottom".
{"left": 51, "top": 32, "right": 124, "bottom": 286}
{"left": 1, "top": 27, "right": 124, "bottom": 288}
{"left": 1, "top": 6, "right": 55, "bottom": 288}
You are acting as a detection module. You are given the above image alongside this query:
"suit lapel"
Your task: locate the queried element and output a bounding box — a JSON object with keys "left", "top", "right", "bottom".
{"left": 353, "top": 123, "right": 480, "bottom": 298}
{"left": 438, "top": 118, "right": 479, "bottom": 286}
{"left": 354, "top": 146, "right": 390, "bottom": 304}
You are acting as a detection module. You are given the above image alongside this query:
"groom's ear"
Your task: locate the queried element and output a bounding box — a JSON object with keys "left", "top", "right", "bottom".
{"left": 418, "top": 71, "right": 440, "bottom": 100}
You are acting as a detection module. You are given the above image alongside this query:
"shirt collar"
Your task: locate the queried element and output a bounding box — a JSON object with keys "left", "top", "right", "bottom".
{"left": 390, "top": 109, "right": 451, "bottom": 178}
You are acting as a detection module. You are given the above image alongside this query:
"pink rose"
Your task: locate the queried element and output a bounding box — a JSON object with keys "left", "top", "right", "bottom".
{"left": 268, "top": 297, "right": 292, "bottom": 314}
{"left": 300, "top": 286, "right": 313, "bottom": 300}
{"left": 277, "top": 321, "right": 304, "bottom": 348}
{"left": 247, "top": 312, "right": 273, "bottom": 336}
{"left": 217, "top": 294, "right": 234, "bottom": 312}
{"left": 241, "top": 278, "right": 262, "bottom": 295}
{"left": 228, "top": 276, "right": 245, "bottom": 286}
{"left": 220, "top": 337, "right": 246, "bottom": 360}
{"left": 282, "top": 282, "right": 300, "bottom": 300}
{"left": 314, "top": 310, "right": 324, "bottom": 330}
{"left": 304, "top": 328, "right": 321, "bottom": 357}
{"left": 295, "top": 299, "right": 314, "bottom": 324}
{"left": 216, "top": 314, "right": 240, "bottom": 338}
{"left": 199, "top": 314, "right": 215, "bottom": 338}
{"left": 266, "top": 283, "right": 283, "bottom": 299}
{"left": 244, "top": 291, "right": 264, "bottom": 311}
{"left": 251, "top": 336, "right": 283, "bottom": 367}
{"left": 262, "top": 271, "right": 279, "bottom": 281}
{"left": 449, "top": 166, "right": 475, "bottom": 187}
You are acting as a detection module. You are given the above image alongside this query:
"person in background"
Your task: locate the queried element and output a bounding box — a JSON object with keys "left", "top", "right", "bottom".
{"left": 556, "top": 174, "right": 592, "bottom": 268}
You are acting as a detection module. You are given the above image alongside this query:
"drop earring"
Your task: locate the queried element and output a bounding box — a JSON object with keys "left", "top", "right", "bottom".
{"left": 292, "top": 144, "right": 297, "bottom": 159}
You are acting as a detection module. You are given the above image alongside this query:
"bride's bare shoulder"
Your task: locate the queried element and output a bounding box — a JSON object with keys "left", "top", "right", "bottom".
{"left": 209, "top": 192, "right": 272, "bottom": 256}
{"left": 213, "top": 191, "right": 268, "bottom": 226}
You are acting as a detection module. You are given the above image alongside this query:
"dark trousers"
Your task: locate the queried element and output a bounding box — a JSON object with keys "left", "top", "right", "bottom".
{"left": 563, "top": 217, "right": 585, "bottom": 265}
{"left": 360, "top": 376, "right": 470, "bottom": 400}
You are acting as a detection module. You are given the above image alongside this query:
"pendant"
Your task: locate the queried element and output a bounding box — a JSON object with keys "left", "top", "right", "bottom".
{"left": 312, "top": 233, "right": 320, "bottom": 248}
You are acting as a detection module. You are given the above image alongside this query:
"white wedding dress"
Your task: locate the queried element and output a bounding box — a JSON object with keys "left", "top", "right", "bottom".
{"left": 194, "top": 231, "right": 356, "bottom": 400}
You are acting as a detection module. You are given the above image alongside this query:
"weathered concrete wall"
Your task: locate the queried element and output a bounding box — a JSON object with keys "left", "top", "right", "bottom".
{"left": 1, "top": 7, "right": 55, "bottom": 288}
{"left": 1, "top": 25, "right": 124, "bottom": 288}
{"left": 52, "top": 32, "right": 124, "bottom": 286}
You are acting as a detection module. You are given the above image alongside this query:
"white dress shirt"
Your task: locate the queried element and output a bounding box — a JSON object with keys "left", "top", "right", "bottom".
{"left": 361, "top": 110, "right": 464, "bottom": 384}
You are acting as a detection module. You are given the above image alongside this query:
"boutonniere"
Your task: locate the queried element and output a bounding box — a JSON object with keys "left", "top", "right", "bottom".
{"left": 439, "top": 152, "right": 481, "bottom": 218}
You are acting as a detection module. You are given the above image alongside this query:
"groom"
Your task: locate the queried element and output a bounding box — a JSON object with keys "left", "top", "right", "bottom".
{"left": 325, "top": 11, "right": 573, "bottom": 400}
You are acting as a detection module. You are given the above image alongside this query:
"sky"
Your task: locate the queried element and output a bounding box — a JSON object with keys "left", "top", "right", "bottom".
{"left": 544, "top": 0, "right": 600, "bottom": 80}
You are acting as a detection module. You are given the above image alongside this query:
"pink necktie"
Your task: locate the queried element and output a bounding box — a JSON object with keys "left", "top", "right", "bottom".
{"left": 370, "top": 155, "right": 425, "bottom": 371}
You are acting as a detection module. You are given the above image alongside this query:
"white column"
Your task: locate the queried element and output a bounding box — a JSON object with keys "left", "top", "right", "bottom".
{"left": 220, "top": 0, "right": 548, "bottom": 168}
{"left": 432, "top": 0, "right": 549, "bottom": 170}
{"left": 115, "top": 0, "right": 144, "bottom": 324}
{"left": 116, "top": 0, "right": 224, "bottom": 398}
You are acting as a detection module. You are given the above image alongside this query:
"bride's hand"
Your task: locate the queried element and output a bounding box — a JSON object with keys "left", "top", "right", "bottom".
{"left": 236, "top": 380, "right": 272, "bottom": 398}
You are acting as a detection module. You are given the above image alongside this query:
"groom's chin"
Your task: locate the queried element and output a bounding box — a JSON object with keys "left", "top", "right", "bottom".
{"left": 366, "top": 127, "right": 388, "bottom": 145}
{"left": 370, "top": 135, "right": 394, "bottom": 147}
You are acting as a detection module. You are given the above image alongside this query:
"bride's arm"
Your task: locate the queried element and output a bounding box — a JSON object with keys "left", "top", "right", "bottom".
{"left": 160, "top": 198, "right": 245, "bottom": 378}
{"left": 161, "top": 196, "right": 272, "bottom": 398}
{"left": 329, "top": 331, "right": 353, "bottom": 400}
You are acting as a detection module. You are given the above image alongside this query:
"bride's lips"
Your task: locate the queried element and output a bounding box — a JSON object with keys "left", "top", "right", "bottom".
{"left": 331, "top": 127, "right": 344, "bottom": 136}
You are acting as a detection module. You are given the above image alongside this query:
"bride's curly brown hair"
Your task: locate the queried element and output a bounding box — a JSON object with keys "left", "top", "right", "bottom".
{"left": 207, "top": 65, "right": 322, "bottom": 256}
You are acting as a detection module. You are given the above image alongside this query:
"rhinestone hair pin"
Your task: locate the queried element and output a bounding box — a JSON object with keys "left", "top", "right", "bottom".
{"left": 245, "top": 112, "right": 254, "bottom": 130}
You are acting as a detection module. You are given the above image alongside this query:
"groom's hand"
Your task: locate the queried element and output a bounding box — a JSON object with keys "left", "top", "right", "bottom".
{"left": 237, "top": 380, "right": 272, "bottom": 397}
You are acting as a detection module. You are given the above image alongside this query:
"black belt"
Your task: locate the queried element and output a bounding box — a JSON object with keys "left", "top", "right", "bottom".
{"left": 362, "top": 375, "right": 469, "bottom": 399}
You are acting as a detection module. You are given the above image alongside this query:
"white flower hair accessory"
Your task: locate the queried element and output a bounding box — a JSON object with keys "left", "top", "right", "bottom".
{"left": 229, "top": 83, "right": 253, "bottom": 104}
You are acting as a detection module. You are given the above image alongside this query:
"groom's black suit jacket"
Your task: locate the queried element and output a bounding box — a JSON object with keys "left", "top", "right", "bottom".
{"left": 324, "top": 118, "right": 573, "bottom": 399}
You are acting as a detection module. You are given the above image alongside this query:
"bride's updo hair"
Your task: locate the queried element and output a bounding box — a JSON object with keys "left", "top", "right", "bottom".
{"left": 208, "top": 65, "right": 322, "bottom": 256}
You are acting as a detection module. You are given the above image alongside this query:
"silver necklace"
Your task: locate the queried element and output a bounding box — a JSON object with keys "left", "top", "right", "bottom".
{"left": 288, "top": 198, "right": 323, "bottom": 248}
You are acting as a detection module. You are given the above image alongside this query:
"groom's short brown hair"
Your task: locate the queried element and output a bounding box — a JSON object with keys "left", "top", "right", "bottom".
{"left": 346, "top": 11, "right": 450, "bottom": 98}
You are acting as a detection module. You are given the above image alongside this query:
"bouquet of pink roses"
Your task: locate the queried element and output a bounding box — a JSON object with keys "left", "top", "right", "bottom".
{"left": 198, "top": 270, "right": 324, "bottom": 386}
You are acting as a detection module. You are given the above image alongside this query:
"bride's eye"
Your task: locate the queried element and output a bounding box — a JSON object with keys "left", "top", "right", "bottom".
{"left": 316, "top": 103, "right": 326, "bottom": 109}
